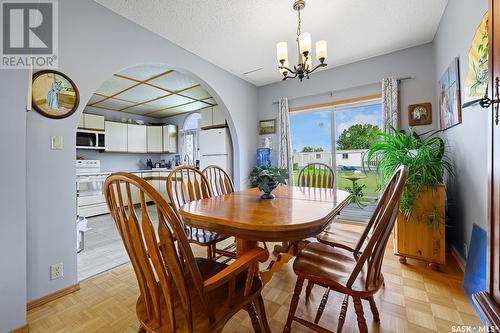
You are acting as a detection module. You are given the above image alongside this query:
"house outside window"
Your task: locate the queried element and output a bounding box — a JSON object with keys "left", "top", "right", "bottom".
{"left": 316, "top": 153, "right": 321, "bottom": 159}
{"left": 342, "top": 153, "right": 349, "bottom": 159}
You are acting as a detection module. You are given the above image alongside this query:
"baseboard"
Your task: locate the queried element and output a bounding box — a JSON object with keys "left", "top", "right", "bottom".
{"left": 27, "top": 284, "right": 80, "bottom": 311}
{"left": 451, "top": 246, "right": 466, "bottom": 272}
{"left": 9, "top": 323, "right": 29, "bottom": 333}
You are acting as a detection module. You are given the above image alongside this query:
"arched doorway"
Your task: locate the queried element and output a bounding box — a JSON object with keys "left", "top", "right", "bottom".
{"left": 75, "top": 64, "right": 236, "bottom": 280}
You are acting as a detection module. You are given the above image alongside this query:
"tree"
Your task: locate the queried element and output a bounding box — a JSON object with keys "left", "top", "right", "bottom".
{"left": 336, "top": 124, "right": 380, "bottom": 150}
{"left": 302, "top": 146, "right": 324, "bottom": 152}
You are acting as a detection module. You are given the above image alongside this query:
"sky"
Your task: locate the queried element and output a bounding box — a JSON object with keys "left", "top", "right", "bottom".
{"left": 290, "top": 103, "right": 382, "bottom": 152}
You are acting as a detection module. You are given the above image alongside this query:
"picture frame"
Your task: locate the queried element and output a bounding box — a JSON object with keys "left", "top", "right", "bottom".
{"left": 408, "top": 103, "right": 432, "bottom": 126}
{"left": 32, "top": 70, "right": 80, "bottom": 119}
{"left": 439, "top": 58, "right": 462, "bottom": 130}
{"left": 259, "top": 119, "right": 276, "bottom": 134}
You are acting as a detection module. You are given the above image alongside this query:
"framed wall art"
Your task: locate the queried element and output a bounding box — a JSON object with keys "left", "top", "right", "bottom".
{"left": 259, "top": 119, "right": 276, "bottom": 134}
{"left": 439, "top": 58, "right": 462, "bottom": 130}
{"left": 32, "top": 70, "right": 80, "bottom": 119}
{"left": 408, "top": 103, "right": 432, "bottom": 126}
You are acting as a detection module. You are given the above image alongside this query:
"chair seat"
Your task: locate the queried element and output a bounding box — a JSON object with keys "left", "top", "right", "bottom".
{"left": 187, "top": 227, "right": 230, "bottom": 246}
{"left": 137, "top": 257, "right": 263, "bottom": 333}
{"left": 316, "top": 221, "right": 361, "bottom": 251}
{"left": 293, "top": 242, "right": 381, "bottom": 295}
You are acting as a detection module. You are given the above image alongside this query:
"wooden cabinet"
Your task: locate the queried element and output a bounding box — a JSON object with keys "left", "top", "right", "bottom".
{"left": 200, "top": 106, "right": 226, "bottom": 129}
{"left": 79, "top": 113, "right": 105, "bottom": 131}
{"left": 162, "top": 125, "right": 178, "bottom": 153}
{"left": 147, "top": 126, "right": 163, "bottom": 153}
{"left": 127, "top": 124, "right": 147, "bottom": 153}
{"left": 105, "top": 121, "right": 127, "bottom": 152}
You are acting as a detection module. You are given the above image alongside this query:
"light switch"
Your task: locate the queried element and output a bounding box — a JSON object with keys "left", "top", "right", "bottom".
{"left": 51, "top": 136, "right": 63, "bottom": 150}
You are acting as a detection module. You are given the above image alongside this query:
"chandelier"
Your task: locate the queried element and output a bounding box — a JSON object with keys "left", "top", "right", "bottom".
{"left": 276, "top": 0, "right": 328, "bottom": 81}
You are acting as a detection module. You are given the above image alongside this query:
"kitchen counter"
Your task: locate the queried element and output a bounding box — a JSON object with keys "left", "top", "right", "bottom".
{"left": 76, "top": 168, "right": 173, "bottom": 176}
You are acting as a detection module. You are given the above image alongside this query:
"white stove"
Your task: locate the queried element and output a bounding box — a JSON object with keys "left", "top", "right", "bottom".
{"left": 76, "top": 160, "right": 110, "bottom": 217}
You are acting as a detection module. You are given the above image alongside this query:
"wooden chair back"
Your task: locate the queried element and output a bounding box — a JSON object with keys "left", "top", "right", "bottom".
{"left": 347, "top": 165, "right": 408, "bottom": 290}
{"left": 167, "top": 166, "right": 213, "bottom": 217}
{"left": 297, "top": 163, "right": 335, "bottom": 188}
{"left": 202, "top": 165, "right": 234, "bottom": 196}
{"left": 104, "top": 172, "right": 208, "bottom": 332}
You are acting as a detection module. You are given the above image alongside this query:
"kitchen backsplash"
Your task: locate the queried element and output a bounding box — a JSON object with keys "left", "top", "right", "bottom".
{"left": 76, "top": 150, "right": 176, "bottom": 172}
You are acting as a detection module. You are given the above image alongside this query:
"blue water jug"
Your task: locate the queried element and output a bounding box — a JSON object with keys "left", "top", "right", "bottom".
{"left": 257, "top": 148, "right": 271, "bottom": 168}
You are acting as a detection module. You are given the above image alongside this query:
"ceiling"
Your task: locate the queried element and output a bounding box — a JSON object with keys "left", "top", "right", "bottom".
{"left": 95, "top": 0, "right": 448, "bottom": 86}
{"left": 86, "top": 64, "right": 216, "bottom": 118}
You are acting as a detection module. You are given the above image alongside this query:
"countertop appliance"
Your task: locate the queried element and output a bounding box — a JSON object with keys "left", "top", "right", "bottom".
{"left": 76, "top": 129, "right": 105, "bottom": 150}
{"left": 76, "top": 160, "right": 110, "bottom": 217}
{"left": 199, "top": 128, "right": 232, "bottom": 177}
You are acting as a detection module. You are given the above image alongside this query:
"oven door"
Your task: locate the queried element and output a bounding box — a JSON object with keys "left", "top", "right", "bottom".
{"left": 76, "top": 174, "right": 109, "bottom": 197}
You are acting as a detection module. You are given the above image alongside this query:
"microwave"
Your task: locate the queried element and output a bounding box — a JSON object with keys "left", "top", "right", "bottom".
{"left": 76, "top": 130, "right": 105, "bottom": 150}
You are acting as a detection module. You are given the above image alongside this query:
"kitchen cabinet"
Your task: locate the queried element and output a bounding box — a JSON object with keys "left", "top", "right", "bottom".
{"left": 105, "top": 121, "right": 128, "bottom": 152}
{"left": 200, "top": 106, "right": 226, "bottom": 129}
{"left": 127, "top": 124, "right": 147, "bottom": 153}
{"left": 212, "top": 106, "right": 225, "bottom": 127}
{"left": 162, "top": 125, "right": 178, "bottom": 153}
{"left": 147, "top": 126, "right": 163, "bottom": 153}
{"left": 79, "top": 113, "right": 105, "bottom": 131}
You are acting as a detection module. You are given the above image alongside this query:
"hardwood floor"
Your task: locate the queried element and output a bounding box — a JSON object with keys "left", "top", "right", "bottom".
{"left": 28, "top": 223, "right": 481, "bottom": 332}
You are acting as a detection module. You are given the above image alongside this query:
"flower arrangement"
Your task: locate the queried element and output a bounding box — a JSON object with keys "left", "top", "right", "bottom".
{"left": 250, "top": 166, "right": 288, "bottom": 199}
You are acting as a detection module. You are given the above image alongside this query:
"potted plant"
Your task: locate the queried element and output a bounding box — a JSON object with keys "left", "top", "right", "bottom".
{"left": 250, "top": 166, "right": 288, "bottom": 199}
{"left": 367, "top": 127, "right": 453, "bottom": 269}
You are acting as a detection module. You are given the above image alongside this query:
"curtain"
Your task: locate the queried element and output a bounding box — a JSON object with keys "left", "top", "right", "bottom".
{"left": 381, "top": 77, "right": 400, "bottom": 133}
{"left": 277, "top": 97, "right": 294, "bottom": 185}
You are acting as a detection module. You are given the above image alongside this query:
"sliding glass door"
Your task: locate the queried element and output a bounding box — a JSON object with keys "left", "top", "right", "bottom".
{"left": 290, "top": 100, "right": 382, "bottom": 221}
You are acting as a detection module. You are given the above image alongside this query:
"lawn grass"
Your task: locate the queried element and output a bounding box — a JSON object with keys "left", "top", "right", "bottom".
{"left": 292, "top": 169, "right": 381, "bottom": 197}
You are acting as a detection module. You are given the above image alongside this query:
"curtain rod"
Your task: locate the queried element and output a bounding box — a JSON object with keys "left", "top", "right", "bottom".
{"left": 271, "top": 76, "right": 415, "bottom": 105}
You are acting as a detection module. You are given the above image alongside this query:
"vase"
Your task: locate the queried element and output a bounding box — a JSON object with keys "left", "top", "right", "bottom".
{"left": 260, "top": 191, "right": 275, "bottom": 199}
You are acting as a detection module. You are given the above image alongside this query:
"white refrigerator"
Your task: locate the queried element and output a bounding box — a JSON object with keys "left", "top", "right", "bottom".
{"left": 199, "top": 128, "right": 232, "bottom": 177}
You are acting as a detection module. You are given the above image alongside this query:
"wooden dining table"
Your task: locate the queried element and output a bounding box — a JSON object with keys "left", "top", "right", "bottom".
{"left": 180, "top": 185, "right": 351, "bottom": 283}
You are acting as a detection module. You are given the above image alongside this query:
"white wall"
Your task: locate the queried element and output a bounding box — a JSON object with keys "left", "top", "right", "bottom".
{"left": 0, "top": 1, "right": 258, "bottom": 329}
{"left": 433, "top": 0, "right": 488, "bottom": 259}
{"left": 0, "top": 71, "right": 27, "bottom": 332}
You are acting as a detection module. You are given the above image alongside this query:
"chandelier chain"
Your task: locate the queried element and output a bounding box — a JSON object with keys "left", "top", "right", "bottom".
{"left": 296, "top": 8, "right": 302, "bottom": 37}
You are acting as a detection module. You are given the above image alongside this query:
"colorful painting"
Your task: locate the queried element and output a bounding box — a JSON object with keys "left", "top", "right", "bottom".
{"left": 32, "top": 70, "right": 80, "bottom": 119}
{"left": 259, "top": 119, "right": 276, "bottom": 134}
{"left": 439, "top": 58, "right": 462, "bottom": 130}
{"left": 464, "top": 12, "right": 489, "bottom": 103}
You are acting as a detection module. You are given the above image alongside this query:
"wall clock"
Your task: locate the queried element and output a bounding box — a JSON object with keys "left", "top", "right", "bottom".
{"left": 408, "top": 103, "right": 432, "bottom": 126}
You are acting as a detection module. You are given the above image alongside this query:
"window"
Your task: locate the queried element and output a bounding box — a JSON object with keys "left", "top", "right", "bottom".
{"left": 182, "top": 112, "right": 201, "bottom": 165}
{"left": 316, "top": 153, "right": 322, "bottom": 159}
{"left": 342, "top": 153, "right": 349, "bottom": 159}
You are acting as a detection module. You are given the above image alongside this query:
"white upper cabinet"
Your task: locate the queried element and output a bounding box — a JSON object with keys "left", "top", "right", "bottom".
{"left": 200, "top": 106, "right": 226, "bottom": 129}
{"left": 127, "top": 124, "right": 147, "bottom": 153}
{"left": 79, "top": 113, "right": 105, "bottom": 131}
{"left": 147, "top": 126, "right": 163, "bottom": 153}
{"left": 105, "top": 121, "right": 128, "bottom": 152}
{"left": 162, "top": 125, "right": 178, "bottom": 153}
{"left": 212, "top": 106, "right": 225, "bottom": 127}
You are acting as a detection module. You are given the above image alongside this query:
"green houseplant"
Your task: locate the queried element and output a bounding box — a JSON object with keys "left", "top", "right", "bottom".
{"left": 250, "top": 166, "right": 288, "bottom": 199}
{"left": 366, "top": 127, "right": 453, "bottom": 268}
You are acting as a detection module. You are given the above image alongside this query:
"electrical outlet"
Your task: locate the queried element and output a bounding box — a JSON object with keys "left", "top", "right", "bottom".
{"left": 50, "top": 263, "right": 64, "bottom": 280}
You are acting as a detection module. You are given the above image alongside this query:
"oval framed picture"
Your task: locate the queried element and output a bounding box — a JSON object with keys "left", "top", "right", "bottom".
{"left": 32, "top": 70, "right": 80, "bottom": 119}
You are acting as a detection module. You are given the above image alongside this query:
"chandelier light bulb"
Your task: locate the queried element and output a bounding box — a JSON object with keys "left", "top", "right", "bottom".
{"left": 276, "top": 42, "right": 289, "bottom": 63}
{"left": 280, "top": 60, "right": 290, "bottom": 75}
{"left": 316, "top": 40, "right": 327, "bottom": 62}
{"left": 299, "top": 32, "right": 312, "bottom": 55}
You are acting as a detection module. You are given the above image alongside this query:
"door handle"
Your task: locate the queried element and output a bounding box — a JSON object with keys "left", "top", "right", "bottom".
{"left": 462, "top": 77, "right": 500, "bottom": 125}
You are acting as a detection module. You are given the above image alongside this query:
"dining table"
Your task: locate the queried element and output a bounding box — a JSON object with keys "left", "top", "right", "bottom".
{"left": 179, "top": 185, "right": 351, "bottom": 283}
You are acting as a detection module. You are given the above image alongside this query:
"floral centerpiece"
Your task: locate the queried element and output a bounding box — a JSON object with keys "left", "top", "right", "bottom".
{"left": 250, "top": 166, "right": 288, "bottom": 199}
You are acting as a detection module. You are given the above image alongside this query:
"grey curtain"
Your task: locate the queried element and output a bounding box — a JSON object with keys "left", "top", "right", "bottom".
{"left": 382, "top": 77, "right": 400, "bottom": 132}
{"left": 277, "top": 97, "right": 294, "bottom": 185}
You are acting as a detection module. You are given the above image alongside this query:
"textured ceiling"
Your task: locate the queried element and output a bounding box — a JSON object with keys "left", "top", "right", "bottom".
{"left": 95, "top": 0, "right": 448, "bottom": 86}
{"left": 86, "top": 64, "right": 216, "bottom": 118}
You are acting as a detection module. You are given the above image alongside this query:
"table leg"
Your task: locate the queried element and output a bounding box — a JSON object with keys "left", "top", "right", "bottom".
{"left": 236, "top": 239, "right": 258, "bottom": 257}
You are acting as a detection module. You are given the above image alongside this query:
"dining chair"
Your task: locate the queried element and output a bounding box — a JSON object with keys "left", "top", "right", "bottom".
{"left": 167, "top": 166, "right": 235, "bottom": 260}
{"left": 283, "top": 165, "right": 408, "bottom": 333}
{"left": 297, "top": 162, "right": 335, "bottom": 188}
{"left": 202, "top": 165, "right": 235, "bottom": 196}
{"left": 104, "top": 172, "right": 271, "bottom": 333}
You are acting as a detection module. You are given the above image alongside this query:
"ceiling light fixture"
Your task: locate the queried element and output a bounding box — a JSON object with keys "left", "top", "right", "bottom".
{"left": 276, "top": 0, "right": 327, "bottom": 81}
